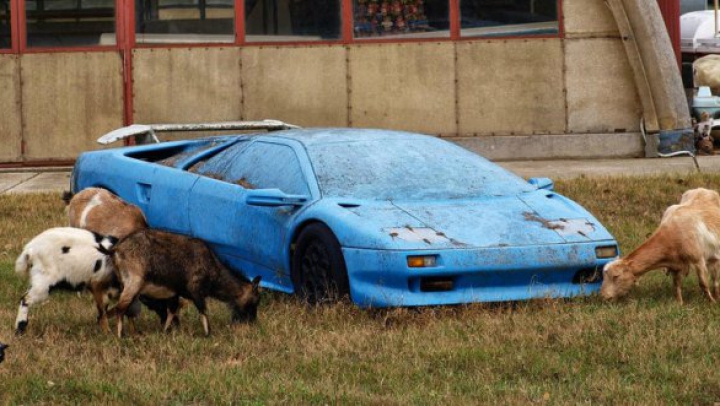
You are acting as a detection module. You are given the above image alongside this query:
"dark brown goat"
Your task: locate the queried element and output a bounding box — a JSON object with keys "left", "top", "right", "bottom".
{"left": 107, "top": 229, "right": 261, "bottom": 337}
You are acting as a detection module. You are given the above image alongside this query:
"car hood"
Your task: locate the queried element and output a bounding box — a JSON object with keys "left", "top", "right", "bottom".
{"left": 330, "top": 191, "right": 614, "bottom": 250}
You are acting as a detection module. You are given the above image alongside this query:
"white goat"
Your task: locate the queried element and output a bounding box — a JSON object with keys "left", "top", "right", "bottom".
{"left": 600, "top": 188, "right": 720, "bottom": 304}
{"left": 14, "top": 227, "right": 120, "bottom": 334}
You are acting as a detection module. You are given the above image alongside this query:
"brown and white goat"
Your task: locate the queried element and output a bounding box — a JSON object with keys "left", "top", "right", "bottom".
{"left": 103, "top": 229, "right": 262, "bottom": 337}
{"left": 600, "top": 188, "right": 720, "bottom": 304}
{"left": 65, "top": 187, "right": 148, "bottom": 238}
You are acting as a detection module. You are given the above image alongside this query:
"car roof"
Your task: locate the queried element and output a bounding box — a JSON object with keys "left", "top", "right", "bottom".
{"left": 256, "top": 128, "right": 436, "bottom": 147}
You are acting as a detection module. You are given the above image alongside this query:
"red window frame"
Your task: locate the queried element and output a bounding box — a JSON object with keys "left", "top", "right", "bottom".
{"left": 3, "top": 0, "right": 564, "bottom": 53}
{"left": 455, "top": 0, "right": 564, "bottom": 41}
{"left": 1, "top": 0, "right": 19, "bottom": 53}
{"left": 16, "top": 0, "right": 122, "bottom": 53}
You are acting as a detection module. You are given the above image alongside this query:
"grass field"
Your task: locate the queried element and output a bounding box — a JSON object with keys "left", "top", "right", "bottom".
{"left": 2, "top": 173, "right": 720, "bottom": 404}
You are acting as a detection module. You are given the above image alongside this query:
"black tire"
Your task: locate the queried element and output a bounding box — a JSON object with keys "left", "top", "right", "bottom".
{"left": 292, "top": 223, "right": 350, "bottom": 305}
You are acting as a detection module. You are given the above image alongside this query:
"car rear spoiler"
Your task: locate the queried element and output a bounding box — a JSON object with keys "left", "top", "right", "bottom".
{"left": 96, "top": 119, "right": 301, "bottom": 145}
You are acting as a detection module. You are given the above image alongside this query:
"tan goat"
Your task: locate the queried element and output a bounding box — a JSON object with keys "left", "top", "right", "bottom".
{"left": 66, "top": 187, "right": 148, "bottom": 238}
{"left": 600, "top": 188, "right": 720, "bottom": 304}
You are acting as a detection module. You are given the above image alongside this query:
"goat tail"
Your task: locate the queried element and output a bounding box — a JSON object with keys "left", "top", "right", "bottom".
{"left": 14, "top": 249, "right": 31, "bottom": 276}
{"left": 61, "top": 190, "right": 73, "bottom": 205}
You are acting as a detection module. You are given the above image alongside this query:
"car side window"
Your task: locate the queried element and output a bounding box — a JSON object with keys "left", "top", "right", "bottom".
{"left": 198, "top": 141, "right": 310, "bottom": 195}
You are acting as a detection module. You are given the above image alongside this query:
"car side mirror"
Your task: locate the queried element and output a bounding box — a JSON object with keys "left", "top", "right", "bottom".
{"left": 246, "top": 189, "right": 309, "bottom": 207}
{"left": 528, "top": 177, "right": 554, "bottom": 191}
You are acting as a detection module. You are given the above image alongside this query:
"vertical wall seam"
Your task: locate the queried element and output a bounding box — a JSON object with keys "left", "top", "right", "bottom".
{"left": 17, "top": 54, "right": 25, "bottom": 161}
{"left": 453, "top": 41, "right": 460, "bottom": 138}
{"left": 346, "top": 45, "right": 352, "bottom": 127}
{"left": 239, "top": 47, "right": 245, "bottom": 121}
{"left": 561, "top": 38, "right": 569, "bottom": 134}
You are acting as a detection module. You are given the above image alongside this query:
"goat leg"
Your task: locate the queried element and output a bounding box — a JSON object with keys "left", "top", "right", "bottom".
{"left": 90, "top": 281, "right": 110, "bottom": 334}
{"left": 710, "top": 261, "right": 720, "bottom": 300}
{"left": 192, "top": 297, "right": 211, "bottom": 337}
{"left": 15, "top": 286, "right": 49, "bottom": 335}
{"left": 696, "top": 262, "right": 717, "bottom": 303}
{"left": 15, "top": 294, "right": 30, "bottom": 335}
{"left": 671, "top": 269, "right": 684, "bottom": 305}
{"left": 115, "top": 278, "right": 142, "bottom": 338}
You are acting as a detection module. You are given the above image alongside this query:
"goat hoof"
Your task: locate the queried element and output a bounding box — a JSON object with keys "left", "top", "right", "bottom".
{"left": 15, "top": 321, "right": 27, "bottom": 336}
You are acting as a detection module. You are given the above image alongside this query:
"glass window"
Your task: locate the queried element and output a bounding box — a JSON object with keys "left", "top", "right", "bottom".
{"left": 353, "top": 0, "right": 448, "bottom": 39}
{"left": 136, "top": 0, "right": 234, "bottom": 43}
{"left": 460, "top": 0, "right": 558, "bottom": 37}
{"left": 26, "top": 0, "right": 116, "bottom": 47}
{"left": 0, "top": 0, "right": 10, "bottom": 48}
{"left": 194, "top": 141, "right": 309, "bottom": 195}
{"left": 307, "top": 138, "right": 533, "bottom": 200}
{"left": 245, "top": 0, "right": 340, "bottom": 42}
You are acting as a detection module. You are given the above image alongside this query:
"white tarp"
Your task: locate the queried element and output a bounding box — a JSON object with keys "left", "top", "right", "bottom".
{"left": 681, "top": 11, "right": 720, "bottom": 54}
{"left": 694, "top": 54, "right": 720, "bottom": 89}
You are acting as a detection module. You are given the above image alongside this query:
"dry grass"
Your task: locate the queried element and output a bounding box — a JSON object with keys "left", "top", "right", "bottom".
{"left": 2, "top": 174, "right": 720, "bottom": 404}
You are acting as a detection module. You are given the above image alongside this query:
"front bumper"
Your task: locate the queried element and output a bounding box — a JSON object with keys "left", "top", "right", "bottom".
{"left": 343, "top": 241, "right": 616, "bottom": 307}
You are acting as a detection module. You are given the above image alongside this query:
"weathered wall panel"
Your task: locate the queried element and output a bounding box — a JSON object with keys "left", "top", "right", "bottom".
{"left": 563, "top": 0, "right": 619, "bottom": 37}
{"left": 565, "top": 38, "right": 641, "bottom": 133}
{"left": 348, "top": 43, "right": 456, "bottom": 135}
{"left": 242, "top": 46, "right": 347, "bottom": 127}
{"left": 0, "top": 55, "right": 22, "bottom": 162}
{"left": 457, "top": 39, "right": 566, "bottom": 136}
{"left": 21, "top": 52, "right": 124, "bottom": 160}
{"left": 133, "top": 48, "right": 242, "bottom": 126}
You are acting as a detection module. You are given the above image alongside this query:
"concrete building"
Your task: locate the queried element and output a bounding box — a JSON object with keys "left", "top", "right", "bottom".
{"left": 0, "top": 0, "right": 690, "bottom": 165}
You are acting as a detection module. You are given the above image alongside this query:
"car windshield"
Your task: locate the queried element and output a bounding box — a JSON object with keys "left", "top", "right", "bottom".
{"left": 307, "top": 138, "right": 535, "bottom": 200}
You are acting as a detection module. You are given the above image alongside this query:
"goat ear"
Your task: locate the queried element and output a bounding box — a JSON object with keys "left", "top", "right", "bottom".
{"left": 251, "top": 276, "right": 262, "bottom": 290}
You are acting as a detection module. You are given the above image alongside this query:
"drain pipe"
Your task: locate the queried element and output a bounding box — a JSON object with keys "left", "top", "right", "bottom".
{"left": 607, "top": 0, "right": 694, "bottom": 157}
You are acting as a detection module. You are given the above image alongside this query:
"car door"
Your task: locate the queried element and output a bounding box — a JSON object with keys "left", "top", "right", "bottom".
{"left": 188, "top": 139, "right": 312, "bottom": 291}
{"left": 143, "top": 164, "right": 200, "bottom": 234}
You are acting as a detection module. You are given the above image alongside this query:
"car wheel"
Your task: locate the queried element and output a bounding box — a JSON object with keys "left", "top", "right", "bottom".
{"left": 292, "top": 223, "right": 350, "bottom": 305}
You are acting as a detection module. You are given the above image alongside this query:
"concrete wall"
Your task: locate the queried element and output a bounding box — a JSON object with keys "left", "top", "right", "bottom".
{"left": 20, "top": 52, "right": 124, "bottom": 161}
{"left": 242, "top": 46, "right": 348, "bottom": 127}
{"left": 133, "top": 47, "right": 243, "bottom": 124}
{"left": 0, "top": 55, "right": 22, "bottom": 163}
{"left": 348, "top": 42, "right": 457, "bottom": 135}
{"left": 457, "top": 39, "right": 565, "bottom": 136}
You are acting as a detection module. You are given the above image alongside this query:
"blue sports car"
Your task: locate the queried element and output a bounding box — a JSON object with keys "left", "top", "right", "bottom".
{"left": 72, "top": 125, "right": 619, "bottom": 307}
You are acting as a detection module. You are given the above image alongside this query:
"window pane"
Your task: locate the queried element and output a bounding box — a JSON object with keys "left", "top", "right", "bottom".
{"left": 26, "top": 0, "right": 116, "bottom": 47}
{"left": 245, "top": 0, "right": 340, "bottom": 42}
{"left": 353, "top": 0, "right": 449, "bottom": 39}
{"left": 0, "top": 0, "right": 9, "bottom": 48}
{"left": 460, "top": 0, "right": 558, "bottom": 37}
{"left": 136, "top": 0, "right": 234, "bottom": 43}
{"left": 197, "top": 141, "right": 309, "bottom": 195}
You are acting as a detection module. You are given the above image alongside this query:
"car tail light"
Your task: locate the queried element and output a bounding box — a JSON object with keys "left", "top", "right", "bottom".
{"left": 407, "top": 255, "right": 438, "bottom": 268}
{"left": 595, "top": 245, "right": 618, "bottom": 259}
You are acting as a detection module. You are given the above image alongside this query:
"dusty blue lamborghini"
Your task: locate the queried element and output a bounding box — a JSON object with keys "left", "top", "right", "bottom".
{"left": 71, "top": 124, "right": 619, "bottom": 307}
